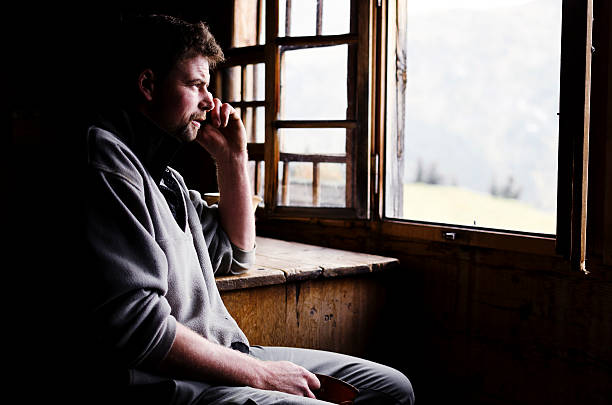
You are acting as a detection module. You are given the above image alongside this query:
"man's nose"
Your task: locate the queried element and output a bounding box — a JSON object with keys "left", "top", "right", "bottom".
{"left": 199, "top": 89, "right": 214, "bottom": 111}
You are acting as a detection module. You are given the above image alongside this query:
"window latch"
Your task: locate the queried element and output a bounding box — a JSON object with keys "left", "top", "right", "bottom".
{"left": 443, "top": 232, "right": 456, "bottom": 241}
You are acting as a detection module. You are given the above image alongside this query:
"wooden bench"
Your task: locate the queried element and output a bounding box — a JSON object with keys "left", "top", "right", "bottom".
{"left": 217, "top": 237, "right": 400, "bottom": 357}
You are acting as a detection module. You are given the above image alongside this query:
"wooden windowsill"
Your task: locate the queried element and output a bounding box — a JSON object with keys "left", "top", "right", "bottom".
{"left": 216, "top": 236, "right": 400, "bottom": 291}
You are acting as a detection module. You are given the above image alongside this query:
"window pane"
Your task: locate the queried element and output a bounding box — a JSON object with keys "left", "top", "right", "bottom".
{"left": 279, "top": 0, "right": 351, "bottom": 36}
{"left": 278, "top": 161, "right": 346, "bottom": 207}
{"left": 255, "top": 107, "right": 265, "bottom": 143}
{"left": 279, "top": 128, "right": 346, "bottom": 155}
{"left": 279, "top": 0, "right": 316, "bottom": 37}
{"left": 243, "top": 107, "right": 254, "bottom": 142}
{"left": 248, "top": 160, "right": 265, "bottom": 202}
{"left": 278, "top": 161, "right": 313, "bottom": 206}
{"left": 234, "top": 0, "right": 265, "bottom": 46}
{"left": 280, "top": 45, "right": 348, "bottom": 120}
{"left": 322, "top": 0, "right": 351, "bottom": 35}
{"left": 221, "top": 66, "right": 241, "bottom": 102}
{"left": 243, "top": 63, "right": 265, "bottom": 101}
{"left": 318, "top": 163, "right": 346, "bottom": 207}
{"left": 386, "top": 0, "right": 561, "bottom": 235}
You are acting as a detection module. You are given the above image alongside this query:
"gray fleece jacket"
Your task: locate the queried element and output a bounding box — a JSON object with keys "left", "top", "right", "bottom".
{"left": 85, "top": 109, "right": 252, "bottom": 379}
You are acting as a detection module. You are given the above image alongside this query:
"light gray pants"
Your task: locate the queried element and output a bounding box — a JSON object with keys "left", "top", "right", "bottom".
{"left": 157, "top": 346, "right": 414, "bottom": 405}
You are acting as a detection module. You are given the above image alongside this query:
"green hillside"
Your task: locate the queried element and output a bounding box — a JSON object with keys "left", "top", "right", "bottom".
{"left": 403, "top": 183, "right": 556, "bottom": 235}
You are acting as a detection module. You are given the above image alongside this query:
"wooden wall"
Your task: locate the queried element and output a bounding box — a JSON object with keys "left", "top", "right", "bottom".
{"left": 221, "top": 274, "right": 392, "bottom": 361}
{"left": 6, "top": 3, "right": 610, "bottom": 405}
{"left": 255, "top": 3, "right": 612, "bottom": 405}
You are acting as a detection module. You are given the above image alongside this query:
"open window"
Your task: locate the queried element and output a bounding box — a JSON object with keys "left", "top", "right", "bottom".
{"left": 222, "top": 0, "right": 593, "bottom": 271}
{"left": 218, "top": 0, "right": 372, "bottom": 218}
{"left": 384, "top": 0, "right": 591, "bottom": 267}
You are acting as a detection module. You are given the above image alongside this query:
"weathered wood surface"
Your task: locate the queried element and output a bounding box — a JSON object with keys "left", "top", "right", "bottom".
{"left": 221, "top": 275, "right": 391, "bottom": 357}
{"left": 215, "top": 268, "right": 285, "bottom": 292}
{"left": 217, "top": 236, "right": 399, "bottom": 357}
{"left": 216, "top": 236, "right": 400, "bottom": 289}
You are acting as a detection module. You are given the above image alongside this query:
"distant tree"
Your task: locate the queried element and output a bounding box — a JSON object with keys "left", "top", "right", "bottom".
{"left": 426, "top": 163, "right": 443, "bottom": 185}
{"left": 415, "top": 159, "right": 425, "bottom": 183}
{"left": 415, "top": 159, "right": 444, "bottom": 185}
{"left": 491, "top": 176, "right": 521, "bottom": 199}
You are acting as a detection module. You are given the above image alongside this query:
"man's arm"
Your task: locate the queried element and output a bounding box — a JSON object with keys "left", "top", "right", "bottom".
{"left": 156, "top": 323, "right": 320, "bottom": 398}
{"left": 196, "top": 98, "right": 255, "bottom": 251}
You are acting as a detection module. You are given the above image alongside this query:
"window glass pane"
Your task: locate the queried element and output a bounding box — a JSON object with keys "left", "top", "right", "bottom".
{"left": 385, "top": 0, "right": 561, "bottom": 235}
{"left": 255, "top": 107, "right": 265, "bottom": 143}
{"left": 278, "top": 161, "right": 313, "bottom": 206}
{"left": 279, "top": 0, "right": 316, "bottom": 37}
{"left": 248, "top": 160, "right": 266, "bottom": 204}
{"left": 233, "top": 0, "right": 264, "bottom": 46}
{"left": 243, "top": 107, "right": 254, "bottom": 142}
{"left": 318, "top": 163, "right": 346, "bottom": 207}
{"left": 322, "top": 0, "right": 351, "bottom": 35}
{"left": 277, "top": 161, "right": 346, "bottom": 207}
{"left": 279, "top": 128, "right": 346, "bottom": 155}
{"left": 280, "top": 45, "right": 348, "bottom": 120}
{"left": 234, "top": 0, "right": 266, "bottom": 46}
{"left": 255, "top": 63, "right": 265, "bottom": 100}
{"left": 221, "top": 66, "right": 241, "bottom": 102}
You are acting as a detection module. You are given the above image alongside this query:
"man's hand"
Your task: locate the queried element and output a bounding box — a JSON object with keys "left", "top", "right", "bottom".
{"left": 255, "top": 360, "right": 321, "bottom": 399}
{"left": 196, "top": 98, "right": 247, "bottom": 163}
{"left": 193, "top": 97, "right": 255, "bottom": 251}
{"left": 157, "top": 323, "right": 321, "bottom": 399}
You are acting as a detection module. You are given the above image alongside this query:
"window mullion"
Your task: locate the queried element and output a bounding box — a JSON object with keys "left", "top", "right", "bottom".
{"left": 264, "top": 0, "right": 281, "bottom": 212}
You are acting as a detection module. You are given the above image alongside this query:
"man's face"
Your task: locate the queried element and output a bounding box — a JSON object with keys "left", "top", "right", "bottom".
{"left": 148, "top": 54, "right": 214, "bottom": 142}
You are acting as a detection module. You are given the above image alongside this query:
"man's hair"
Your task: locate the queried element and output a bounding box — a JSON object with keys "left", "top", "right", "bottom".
{"left": 114, "top": 14, "right": 224, "bottom": 100}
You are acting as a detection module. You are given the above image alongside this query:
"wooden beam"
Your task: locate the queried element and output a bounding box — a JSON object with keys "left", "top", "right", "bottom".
{"left": 265, "top": 0, "right": 281, "bottom": 212}
{"left": 279, "top": 153, "right": 346, "bottom": 164}
{"left": 277, "top": 33, "right": 358, "bottom": 49}
{"left": 316, "top": 0, "right": 323, "bottom": 36}
{"left": 274, "top": 120, "right": 358, "bottom": 129}
{"left": 223, "top": 45, "right": 266, "bottom": 66}
{"left": 556, "top": 0, "right": 593, "bottom": 273}
{"left": 313, "top": 162, "right": 320, "bottom": 206}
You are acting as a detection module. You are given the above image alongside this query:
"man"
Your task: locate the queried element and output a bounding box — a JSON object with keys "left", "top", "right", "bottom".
{"left": 85, "top": 14, "right": 414, "bottom": 404}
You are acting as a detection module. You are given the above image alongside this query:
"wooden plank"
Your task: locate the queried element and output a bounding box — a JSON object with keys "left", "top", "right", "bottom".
{"left": 316, "top": 0, "right": 323, "bottom": 36}
{"left": 254, "top": 236, "right": 399, "bottom": 280}
{"left": 571, "top": 0, "right": 593, "bottom": 273}
{"left": 223, "top": 45, "right": 266, "bottom": 66}
{"left": 264, "top": 0, "right": 280, "bottom": 212}
{"left": 274, "top": 120, "right": 358, "bottom": 129}
{"left": 384, "top": 0, "right": 405, "bottom": 219}
{"left": 231, "top": 100, "right": 266, "bottom": 109}
{"left": 255, "top": 254, "right": 323, "bottom": 282}
{"left": 353, "top": 0, "right": 373, "bottom": 219}
{"left": 285, "top": 0, "right": 292, "bottom": 36}
{"left": 221, "top": 275, "right": 390, "bottom": 356}
{"left": 221, "top": 284, "right": 289, "bottom": 346}
{"left": 595, "top": 0, "right": 612, "bottom": 267}
{"left": 371, "top": 0, "right": 386, "bottom": 221}
{"left": 247, "top": 142, "right": 265, "bottom": 161}
{"left": 556, "top": 0, "right": 592, "bottom": 262}
{"left": 280, "top": 152, "right": 345, "bottom": 163}
{"left": 276, "top": 33, "right": 358, "bottom": 48}
{"left": 216, "top": 268, "right": 286, "bottom": 291}
{"left": 312, "top": 162, "right": 320, "bottom": 206}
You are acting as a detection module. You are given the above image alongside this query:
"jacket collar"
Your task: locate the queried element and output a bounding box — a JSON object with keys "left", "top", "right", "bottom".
{"left": 95, "top": 108, "right": 183, "bottom": 184}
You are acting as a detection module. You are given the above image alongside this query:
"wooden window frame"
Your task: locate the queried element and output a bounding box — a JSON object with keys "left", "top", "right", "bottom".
{"left": 225, "top": 0, "right": 594, "bottom": 267}
{"left": 374, "top": 0, "right": 592, "bottom": 263}
{"left": 222, "top": 0, "right": 372, "bottom": 219}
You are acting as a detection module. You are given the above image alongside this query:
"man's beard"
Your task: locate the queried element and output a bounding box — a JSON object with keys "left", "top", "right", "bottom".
{"left": 171, "top": 116, "right": 201, "bottom": 143}
{"left": 173, "top": 123, "right": 197, "bottom": 143}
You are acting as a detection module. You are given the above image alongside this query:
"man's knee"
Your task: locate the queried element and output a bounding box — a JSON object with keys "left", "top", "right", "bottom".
{"left": 356, "top": 365, "right": 414, "bottom": 405}
{"left": 386, "top": 367, "right": 415, "bottom": 405}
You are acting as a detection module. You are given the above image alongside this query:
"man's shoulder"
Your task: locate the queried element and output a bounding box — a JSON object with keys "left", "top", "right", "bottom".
{"left": 86, "top": 125, "right": 145, "bottom": 187}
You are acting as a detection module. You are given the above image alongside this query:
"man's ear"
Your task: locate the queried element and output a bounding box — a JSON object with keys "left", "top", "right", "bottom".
{"left": 137, "top": 69, "right": 155, "bottom": 102}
